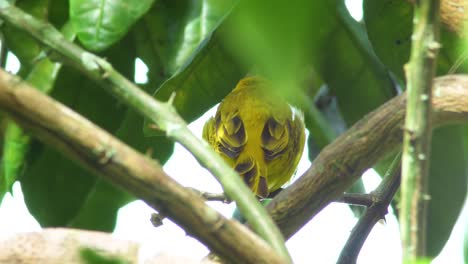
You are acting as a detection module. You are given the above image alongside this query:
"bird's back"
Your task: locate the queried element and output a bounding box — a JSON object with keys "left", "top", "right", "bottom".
{"left": 203, "top": 77, "right": 305, "bottom": 197}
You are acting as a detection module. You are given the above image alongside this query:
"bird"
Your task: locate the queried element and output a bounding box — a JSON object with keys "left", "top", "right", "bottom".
{"left": 203, "top": 76, "right": 305, "bottom": 198}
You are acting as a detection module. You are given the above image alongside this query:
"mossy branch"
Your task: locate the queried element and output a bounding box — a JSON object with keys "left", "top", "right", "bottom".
{"left": 0, "top": 2, "right": 290, "bottom": 261}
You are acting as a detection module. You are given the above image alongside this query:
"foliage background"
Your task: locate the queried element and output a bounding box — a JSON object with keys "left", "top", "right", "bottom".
{"left": 0, "top": 0, "right": 466, "bottom": 263}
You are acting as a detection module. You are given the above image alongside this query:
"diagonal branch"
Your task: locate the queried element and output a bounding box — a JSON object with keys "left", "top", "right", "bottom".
{"left": 266, "top": 75, "right": 468, "bottom": 240}
{"left": 337, "top": 154, "right": 402, "bottom": 264}
{"left": 0, "top": 2, "right": 290, "bottom": 260}
{"left": 0, "top": 69, "right": 285, "bottom": 264}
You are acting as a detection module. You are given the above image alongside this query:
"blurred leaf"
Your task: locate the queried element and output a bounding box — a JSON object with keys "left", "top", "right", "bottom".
{"left": 315, "top": 2, "right": 396, "bottom": 125}
{"left": 70, "top": 0, "right": 154, "bottom": 51}
{"left": 0, "top": 22, "right": 75, "bottom": 203}
{"left": 363, "top": 0, "right": 412, "bottom": 81}
{"left": 2, "top": 0, "right": 49, "bottom": 74}
{"left": 224, "top": 1, "right": 318, "bottom": 98}
{"left": 48, "top": 0, "right": 69, "bottom": 27}
{"left": 426, "top": 126, "right": 468, "bottom": 257}
{"left": 438, "top": 29, "right": 468, "bottom": 74}
{"left": 364, "top": 0, "right": 468, "bottom": 82}
{"left": 20, "top": 36, "right": 133, "bottom": 229}
{"left": 80, "top": 247, "right": 127, "bottom": 264}
{"left": 304, "top": 2, "right": 397, "bottom": 217}
{"left": 1, "top": 123, "right": 29, "bottom": 195}
{"left": 465, "top": 214, "right": 468, "bottom": 264}
{"left": 70, "top": 179, "right": 133, "bottom": 232}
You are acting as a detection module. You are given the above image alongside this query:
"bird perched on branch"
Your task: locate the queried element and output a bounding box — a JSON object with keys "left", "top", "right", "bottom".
{"left": 203, "top": 76, "right": 305, "bottom": 198}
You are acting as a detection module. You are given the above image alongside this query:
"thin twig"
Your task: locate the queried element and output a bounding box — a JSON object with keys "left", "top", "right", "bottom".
{"left": 0, "top": 69, "right": 285, "bottom": 264}
{"left": 188, "top": 188, "right": 231, "bottom": 203}
{"left": 0, "top": 3, "right": 290, "bottom": 260}
{"left": 334, "top": 193, "right": 375, "bottom": 207}
{"left": 337, "top": 153, "right": 401, "bottom": 264}
{"left": 401, "top": 0, "right": 440, "bottom": 259}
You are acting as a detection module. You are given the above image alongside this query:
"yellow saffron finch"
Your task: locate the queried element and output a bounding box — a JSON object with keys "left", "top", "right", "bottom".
{"left": 203, "top": 76, "right": 306, "bottom": 198}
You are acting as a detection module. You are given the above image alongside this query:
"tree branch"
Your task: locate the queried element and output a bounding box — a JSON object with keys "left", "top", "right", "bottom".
{"left": 401, "top": 0, "right": 439, "bottom": 259}
{"left": 0, "top": 69, "right": 285, "bottom": 264}
{"left": 189, "top": 188, "right": 232, "bottom": 203}
{"left": 0, "top": 2, "right": 290, "bottom": 260}
{"left": 334, "top": 193, "right": 375, "bottom": 207}
{"left": 266, "top": 75, "right": 468, "bottom": 240}
{"left": 337, "top": 154, "right": 402, "bottom": 264}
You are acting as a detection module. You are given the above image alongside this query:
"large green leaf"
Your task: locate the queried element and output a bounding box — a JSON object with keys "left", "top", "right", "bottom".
{"left": 20, "top": 36, "right": 133, "bottom": 229}
{"left": 1, "top": 123, "right": 30, "bottom": 196}
{"left": 144, "top": 26, "right": 245, "bottom": 136}
{"left": 169, "top": 0, "right": 236, "bottom": 73}
{"left": 70, "top": 0, "right": 154, "bottom": 51}
{"left": 314, "top": 2, "right": 396, "bottom": 125}
{"left": 1, "top": 22, "right": 76, "bottom": 202}
{"left": 363, "top": 0, "right": 412, "bottom": 81}
{"left": 364, "top": 0, "right": 468, "bottom": 81}
{"left": 426, "top": 126, "right": 468, "bottom": 257}
{"left": 48, "top": 0, "right": 70, "bottom": 28}
{"left": 69, "top": 179, "right": 133, "bottom": 232}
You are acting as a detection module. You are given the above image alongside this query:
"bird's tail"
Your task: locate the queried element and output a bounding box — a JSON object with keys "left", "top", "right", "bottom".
{"left": 234, "top": 154, "right": 268, "bottom": 198}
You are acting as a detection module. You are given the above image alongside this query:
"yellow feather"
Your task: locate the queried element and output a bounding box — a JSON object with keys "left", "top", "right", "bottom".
{"left": 203, "top": 76, "right": 305, "bottom": 198}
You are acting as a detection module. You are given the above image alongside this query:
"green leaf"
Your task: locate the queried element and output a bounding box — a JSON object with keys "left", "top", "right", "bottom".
{"left": 364, "top": 0, "right": 468, "bottom": 81}
{"left": 48, "top": 0, "right": 70, "bottom": 27}
{"left": 314, "top": 2, "right": 396, "bottom": 125}
{"left": 1, "top": 123, "right": 30, "bottom": 194}
{"left": 144, "top": 27, "right": 245, "bottom": 136}
{"left": 224, "top": 1, "right": 318, "bottom": 96}
{"left": 363, "top": 0, "right": 412, "bottom": 81}
{"left": 20, "top": 36, "right": 133, "bottom": 229}
{"left": 438, "top": 30, "right": 468, "bottom": 74}
{"left": 70, "top": 0, "right": 154, "bottom": 51}
{"left": 134, "top": 0, "right": 236, "bottom": 85}
{"left": 70, "top": 179, "right": 133, "bottom": 232}
{"left": 168, "top": 0, "right": 235, "bottom": 74}
{"left": 465, "top": 215, "right": 468, "bottom": 264}
{"left": 22, "top": 145, "right": 99, "bottom": 226}
{"left": 426, "top": 126, "right": 468, "bottom": 257}
{"left": 80, "top": 247, "right": 129, "bottom": 264}
{"left": 0, "top": 22, "right": 76, "bottom": 202}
